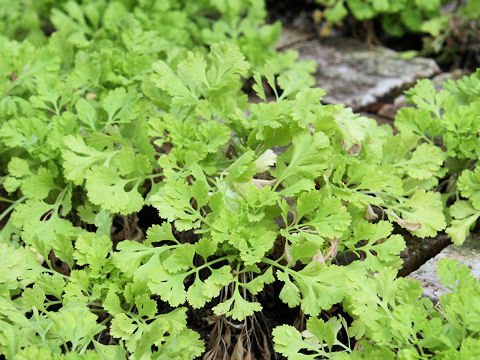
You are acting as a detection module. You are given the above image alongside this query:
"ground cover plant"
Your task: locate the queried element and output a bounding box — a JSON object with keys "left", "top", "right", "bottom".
{"left": 314, "top": 0, "right": 480, "bottom": 67}
{"left": 0, "top": 0, "right": 480, "bottom": 359}
{"left": 316, "top": 0, "right": 447, "bottom": 36}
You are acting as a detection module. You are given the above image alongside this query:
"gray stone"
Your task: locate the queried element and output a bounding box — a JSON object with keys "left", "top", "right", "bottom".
{"left": 407, "top": 234, "right": 480, "bottom": 303}
{"left": 276, "top": 26, "right": 315, "bottom": 50}
{"left": 430, "top": 70, "right": 465, "bottom": 91}
{"left": 287, "top": 37, "right": 440, "bottom": 110}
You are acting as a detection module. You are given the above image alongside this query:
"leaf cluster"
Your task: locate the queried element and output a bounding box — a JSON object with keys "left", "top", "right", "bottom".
{"left": 274, "top": 259, "right": 480, "bottom": 359}
{"left": 316, "top": 0, "right": 446, "bottom": 37}
{"left": 0, "top": 1, "right": 479, "bottom": 359}
{"left": 315, "top": 0, "right": 480, "bottom": 64}
{"left": 395, "top": 73, "right": 480, "bottom": 245}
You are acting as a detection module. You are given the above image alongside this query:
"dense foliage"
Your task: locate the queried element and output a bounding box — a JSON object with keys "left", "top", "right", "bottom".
{"left": 0, "top": 0, "right": 479, "bottom": 359}
{"left": 316, "top": 0, "right": 479, "bottom": 35}
{"left": 0, "top": 0, "right": 312, "bottom": 74}
{"left": 274, "top": 258, "right": 480, "bottom": 359}
{"left": 316, "top": 0, "right": 480, "bottom": 65}
{"left": 317, "top": 0, "right": 447, "bottom": 36}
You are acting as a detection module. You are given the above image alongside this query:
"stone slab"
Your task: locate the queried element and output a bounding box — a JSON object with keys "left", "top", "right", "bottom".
{"left": 407, "top": 234, "right": 480, "bottom": 303}
{"left": 398, "top": 233, "right": 451, "bottom": 277}
{"left": 275, "top": 26, "right": 315, "bottom": 50}
{"left": 287, "top": 37, "right": 440, "bottom": 110}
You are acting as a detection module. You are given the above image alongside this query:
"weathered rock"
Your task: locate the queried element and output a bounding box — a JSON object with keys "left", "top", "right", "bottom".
{"left": 430, "top": 69, "right": 465, "bottom": 90}
{"left": 398, "top": 232, "right": 451, "bottom": 278}
{"left": 275, "top": 26, "right": 315, "bottom": 50}
{"left": 407, "top": 234, "right": 480, "bottom": 303}
{"left": 286, "top": 37, "right": 440, "bottom": 110}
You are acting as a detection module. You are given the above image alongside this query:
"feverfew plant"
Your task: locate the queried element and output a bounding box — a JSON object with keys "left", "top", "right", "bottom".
{"left": 0, "top": 1, "right": 480, "bottom": 359}
{"left": 273, "top": 259, "right": 480, "bottom": 359}
{"left": 0, "top": 40, "right": 447, "bottom": 358}
{"left": 395, "top": 71, "right": 480, "bottom": 245}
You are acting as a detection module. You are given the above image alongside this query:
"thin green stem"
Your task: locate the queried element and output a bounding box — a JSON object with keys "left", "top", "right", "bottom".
{"left": 0, "top": 196, "right": 26, "bottom": 223}
{"left": 197, "top": 256, "right": 230, "bottom": 274}
{"left": 0, "top": 195, "right": 15, "bottom": 203}
{"left": 262, "top": 257, "right": 288, "bottom": 272}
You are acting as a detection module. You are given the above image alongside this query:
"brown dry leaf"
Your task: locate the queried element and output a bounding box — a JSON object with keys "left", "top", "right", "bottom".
{"left": 312, "top": 248, "right": 325, "bottom": 263}
{"left": 365, "top": 204, "right": 378, "bottom": 221}
{"left": 284, "top": 242, "right": 294, "bottom": 267}
{"left": 250, "top": 179, "right": 277, "bottom": 189}
{"left": 204, "top": 334, "right": 219, "bottom": 360}
{"left": 230, "top": 331, "right": 246, "bottom": 360}
{"left": 324, "top": 238, "right": 339, "bottom": 261}
{"left": 206, "top": 315, "right": 224, "bottom": 325}
{"left": 290, "top": 211, "right": 299, "bottom": 227}
{"left": 205, "top": 316, "right": 231, "bottom": 360}
{"left": 385, "top": 209, "right": 422, "bottom": 231}
{"left": 250, "top": 313, "right": 272, "bottom": 360}
{"left": 353, "top": 341, "right": 364, "bottom": 351}
{"left": 312, "top": 238, "right": 339, "bottom": 263}
{"left": 259, "top": 331, "right": 271, "bottom": 360}
{"left": 203, "top": 349, "right": 216, "bottom": 360}
{"left": 223, "top": 323, "right": 232, "bottom": 353}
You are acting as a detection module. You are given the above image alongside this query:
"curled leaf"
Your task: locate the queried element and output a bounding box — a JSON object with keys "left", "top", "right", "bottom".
{"left": 385, "top": 209, "right": 422, "bottom": 232}
{"left": 250, "top": 178, "right": 277, "bottom": 189}
{"left": 365, "top": 204, "right": 379, "bottom": 221}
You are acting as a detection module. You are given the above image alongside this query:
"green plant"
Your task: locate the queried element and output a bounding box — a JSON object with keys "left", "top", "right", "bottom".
{"left": 0, "top": 37, "right": 454, "bottom": 357}
{"left": 273, "top": 258, "right": 480, "bottom": 359}
{"left": 316, "top": 0, "right": 480, "bottom": 65}
{"left": 1, "top": 1, "right": 480, "bottom": 359}
{"left": 422, "top": 0, "right": 480, "bottom": 66}
{"left": 0, "top": 0, "right": 316, "bottom": 76}
{"left": 316, "top": 0, "right": 446, "bottom": 37}
{"left": 395, "top": 71, "right": 480, "bottom": 245}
